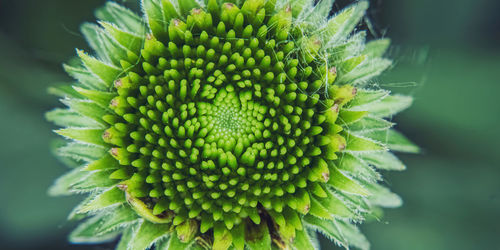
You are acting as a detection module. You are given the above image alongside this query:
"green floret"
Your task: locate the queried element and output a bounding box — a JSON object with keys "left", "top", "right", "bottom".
{"left": 47, "top": 0, "right": 418, "bottom": 250}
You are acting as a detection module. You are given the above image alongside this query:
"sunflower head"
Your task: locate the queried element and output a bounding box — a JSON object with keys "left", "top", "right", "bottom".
{"left": 47, "top": 0, "right": 418, "bottom": 249}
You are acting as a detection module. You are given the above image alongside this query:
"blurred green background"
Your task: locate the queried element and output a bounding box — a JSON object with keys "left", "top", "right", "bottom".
{"left": 0, "top": 0, "right": 498, "bottom": 249}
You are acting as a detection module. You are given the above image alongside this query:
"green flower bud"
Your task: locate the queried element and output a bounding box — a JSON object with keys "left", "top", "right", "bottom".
{"left": 47, "top": 1, "right": 418, "bottom": 250}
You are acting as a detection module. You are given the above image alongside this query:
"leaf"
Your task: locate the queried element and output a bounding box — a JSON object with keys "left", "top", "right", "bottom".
{"left": 96, "top": 2, "right": 146, "bottom": 35}
{"left": 363, "top": 182, "right": 402, "bottom": 208}
{"left": 360, "top": 94, "right": 413, "bottom": 118}
{"left": 363, "top": 38, "right": 391, "bottom": 58}
{"left": 345, "top": 116, "right": 394, "bottom": 132}
{"left": 157, "top": 231, "right": 195, "bottom": 250}
{"left": 81, "top": 23, "right": 112, "bottom": 64}
{"left": 76, "top": 187, "right": 126, "bottom": 214}
{"left": 84, "top": 154, "right": 121, "bottom": 171}
{"left": 213, "top": 222, "right": 233, "bottom": 250}
{"left": 231, "top": 222, "right": 245, "bottom": 250}
{"left": 339, "top": 110, "right": 368, "bottom": 124}
{"left": 328, "top": 165, "right": 370, "bottom": 196}
{"left": 73, "top": 86, "right": 116, "bottom": 108}
{"left": 246, "top": 220, "right": 271, "bottom": 250}
{"left": 48, "top": 84, "right": 85, "bottom": 98}
{"left": 309, "top": 197, "right": 333, "bottom": 219}
{"left": 348, "top": 89, "right": 389, "bottom": 107}
{"left": 292, "top": 228, "right": 317, "bottom": 250}
{"left": 303, "top": 216, "right": 347, "bottom": 248}
{"left": 129, "top": 220, "right": 171, "bottom": 250}
{"left": 358, "top": 151, "right": 406, "bottom": 171}
{"left": 345, "top": 133, "right": 385, "bottom": 152}
{"left": 63, "top": 64, "right": 108, "bottom": 90}
{"left": 77, "top": 50, "right": 123, "bottom": 85}
{"left": 322, "top": 1, "right": 369, "bottom": 46}
{"left": 72, "top": 169, "right": 119, "bottom": 191}
{"left": 56, "top": 128, "right": 107, "bottom": 146}
{"left": 100, "top": 21, "right": 144, "bottom": 53}
{"left": 95, "top": 205, "right": 139, "bottom": 235}
{"left": 62, "top": 98, "right": 109, "bottom": 125}
{"left": 69, "top": 214, "right": 121, "bottom": 244}
{"left": 46, "top": 109, "right": 102, "bottom": 128}
{"left": 321, "top": 188, "right": 356, "bottom": 219}
{"left": 291, "top": 0, "right": 314, "bottom": 18}
{"left": 361, "top": 129, "right": 420, "bottom": 153}
{"left": 337, "top": 58, "right": 393, "bottom": 86}
{"left": 336, "top": 153, "right": 381, "bottom": 182}
{"left": 307, "top": 0, "right": 335, "bottom": 24}
{"left": 142, "top": 0, "right": 167, "bottom": 39}
{"left": 336, "top": 220, "right": 370, "bottom": 250}
{"left": 57, "top": 142, "right": 107, "bottom": 162}
{"left": 116, "top": 226, "right": 136, "bottom": 250}
{"left": 48, "top": 167, "right": 90, "bottom": 196}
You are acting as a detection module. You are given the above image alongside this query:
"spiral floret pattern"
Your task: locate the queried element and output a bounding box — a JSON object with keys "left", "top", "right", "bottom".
{"left": 47, "top": 1, "right": 418, "bottom": 249}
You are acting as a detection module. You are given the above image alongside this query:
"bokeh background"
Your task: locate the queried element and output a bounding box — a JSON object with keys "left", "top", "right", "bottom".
{"left": 0, "top": 0, "right": 499, "bottom": 249}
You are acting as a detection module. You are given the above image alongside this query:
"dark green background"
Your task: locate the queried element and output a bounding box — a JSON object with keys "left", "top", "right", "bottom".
{"left": 0, "top": 0, "right": 498, "bottom": 249}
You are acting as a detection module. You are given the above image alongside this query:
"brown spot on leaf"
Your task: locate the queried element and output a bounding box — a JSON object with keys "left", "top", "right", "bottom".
{"left": 330, "top": 67, "right": 337, "bottom": 75}
{"left": 322, "top": 172, "right": 330, "bottom": 182}
{"left": 117, "top": 183, "right": 127, "bottom": 191}
{"left": 352, "top": 87, "right": 357, "bottom": 95}
{"left": 339, "top": 143, "right": 346, "bottom": 151}
{"left": 332, "top": 104, "right": 340, "bottom": 113}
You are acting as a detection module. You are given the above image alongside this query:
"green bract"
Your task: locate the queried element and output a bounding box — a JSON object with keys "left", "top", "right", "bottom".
{"left": 46, "top": 0, "right": 418, "bottom": 249}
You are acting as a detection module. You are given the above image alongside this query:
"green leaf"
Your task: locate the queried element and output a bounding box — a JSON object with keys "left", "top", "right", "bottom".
{"left": 46, "top": 109, "right": 102, "bottom": 128}
{"left": 84, "top": 154, "right": 121, "bottom": 171}
{"left": 345, "top": 133, "right": 385, "bottom": 152}
{"left": 77, "top": 50, "right": 123, "bottom": 85}
{"left": 213, "top": 222, "right": 233, "bottom": 250}
{"left": 73, "top": 86, "right": 116, "bottom": 108}
{"left": 69, "top": 214, "right": 121, "bottom": 244}
{"left": 142, "top": 0, "right": 167, "bottom": 39}
{"left": 157, "top": 231, "right": 196, "bottom": 249}
{"left": 72, "top": 169, "right": 119, "bottom": 191}
{"left": 363, "top": 38, "right": 391, "bottom": 58}
{"left": 346, "top": 116, "right": 394, "bottom": 132}
{"left": 359, "top": 94, "right": 413, "bottom": 118}
{"left": 95, "top": 205, "right": 139, "bottom": 235}
{"left": 363, "top": 182, "right": 402, "bottom": 208}
{"left": 339, "top": 110, "right": 368, "bottom": 124}
{"left": 178, "top": 0, "right": 201, "bottom": 16}
{"left": 321, "top": 188, "right": 356, "bottom": 218}
{"left": 76, "top": 187, "right": 126, "bottom": 214}
{"left": 328, "top": 165, "right": 370, "bottom": 196}
{"left": 50, "top": 139, "right": 80, "bottom": 168}
{"left": 129, "top": 220, "right": 171, "bottom": 250}
{"left": 361, "top": 129, "right": 420, "bottom": 153}
{"left": 56, "top": 128, "right": 107, "bottom": 146}
{"left": 336, "top": 153, "right": 381, "bottom": 182}
{"left": 100, "top": 21, "right": 144, "bottom": 53}
{"left": 57, "top": 143, "right": 107, "bottom": 162}
{"left": 48, "top": 84, "right": 85, "bottom": 98}
{"left": 359, "top": 151, "right": 406, "bottom": 171}
{"left": 63, "top": 64, "right": 108, "bottom": 90}
{"left": 231, "top": 222, "right": 245, "bottom": 250}
{"left": 116, "top": 226, "right": 136, "bottom": 250}
{"left": 292, "top": 228, "right": 317, "bottom": 250}
{"left": 246, "top": 221, "right": 271, "bottom": 250}
{"left": 81, "top": 23, "right": 112, "bottom": 64}
{"left": 321, "top": 1, "right": 369, "bottom": 46}
{"left": 48, "top": 167, "right": 90, "bottom": 196}
{"left": 96, "top": 2, "right": 146, "bottom": 35}
{"left": 303, "top": 216, "right": 347, "bottom": 248}
{"left": 348, "top": 89, "right": 389, "bottom": 107}
{"left": 338, "top": 58, "right": 392, "bottom": 86}
{"left": 336, "top": 220, "right": 370, "bottom": 250}
{"left": 291, "top": 0, "right": 314, "bottom": 18}
{"left": 310, "top": 197, "right": 333, "bottom": 219}
{"left": 62, "top": 98, "right": 109, "bottom": 125}
{"left": 307, "top": 0, "right": 335, "bottom": 24}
